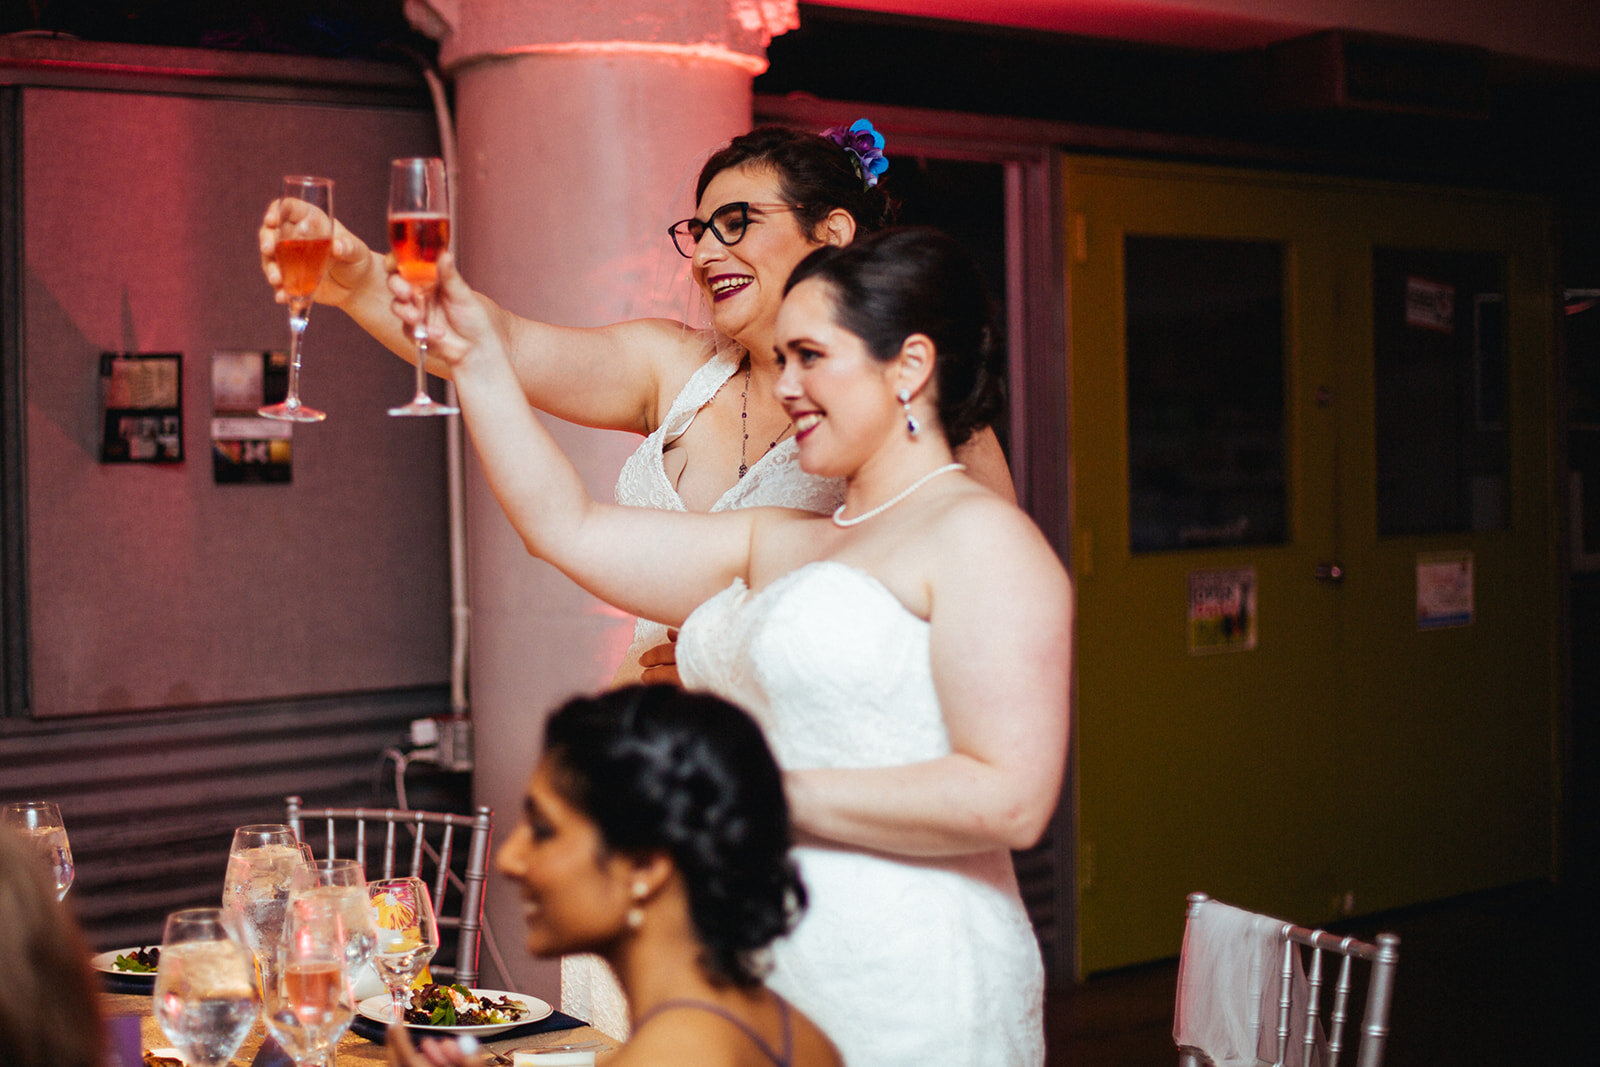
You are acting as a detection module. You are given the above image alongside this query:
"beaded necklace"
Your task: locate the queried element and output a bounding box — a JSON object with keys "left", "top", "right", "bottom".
{"left": 739, "top": 359, "right": 790, "bottom": 479}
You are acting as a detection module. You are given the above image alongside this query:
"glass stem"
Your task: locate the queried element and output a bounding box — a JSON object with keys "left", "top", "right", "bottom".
{"left": 286, "top": 302, "right": 311, "bottom": 405}
{"left": 411, "top": 290, "right": 432, "bottom": 402}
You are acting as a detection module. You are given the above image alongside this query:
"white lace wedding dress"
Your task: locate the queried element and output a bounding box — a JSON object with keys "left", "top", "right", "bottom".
{"left": 559, "top": 343, "right": 844, "bottom": 1039}
{"left": 677, "top": 561, "right": 1047, "bottom": 1067}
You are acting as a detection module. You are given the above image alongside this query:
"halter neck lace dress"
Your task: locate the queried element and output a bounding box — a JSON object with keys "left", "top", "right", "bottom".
{"left": 677, "top": 562, "right": 1047, "bottom": 1066}
{"left": 559, "top": 343, "right": 844, "bottom": 1039}
{"left": 611, "top": 345, "right": 844, "bottom": 683}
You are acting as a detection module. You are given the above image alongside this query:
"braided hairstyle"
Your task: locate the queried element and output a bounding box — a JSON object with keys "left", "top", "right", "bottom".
{"left": 696, "top": 124, "right": 897, "bottom": 238}
{"left": 542, "top": 685, "right": 804, "bottom": 988}
{"left": 785, "top": 227, "right": 1006, "bottom": 447}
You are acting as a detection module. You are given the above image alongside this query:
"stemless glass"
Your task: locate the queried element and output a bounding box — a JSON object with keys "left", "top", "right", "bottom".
{"left": 264, "top": 894, "right": 357, "bottom": 1067}
{"left": 367, "top": 876, "right": 440, "bottom": 1025}
{"left": 261, "top": 175, "right": 333, "bottom": 423}
{"left": 386, "top": 157, "right": 458, "bottom": 417}
{"left": 222, "top": 824, "right": 308, "bottom": 999}
{"left": 153, "top": 908, "right": 260, "bottom": 1067}
{"left": 2, "top": 800, "right": 73, "bottom": 899}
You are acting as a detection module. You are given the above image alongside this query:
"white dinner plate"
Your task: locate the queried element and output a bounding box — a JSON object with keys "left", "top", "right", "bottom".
{"left": 358, "top": 989, "right": 553, "bottom": 1038}
{"left": 91, "top": 947, "right": 160, "bottom": 981}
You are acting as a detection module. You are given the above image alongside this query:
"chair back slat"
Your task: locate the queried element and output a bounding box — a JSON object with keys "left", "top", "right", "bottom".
{"left": 1353, "top": 934, "right": 1400, "bottom": 1067}
{"left": 282, "top": 794, "right": 493, "bottom": 987}
{"left": 1302, "top": 946, "right": 1324, "bottom": 1067}
{"left": 1175, "top": 893, "right": 1400, "bottom": 1067}
{"left": 1327, "top": 949, "right": 1355, "bottom": 1067}
{"left": 433, "top": 823, "right": 456, "bottom": 912}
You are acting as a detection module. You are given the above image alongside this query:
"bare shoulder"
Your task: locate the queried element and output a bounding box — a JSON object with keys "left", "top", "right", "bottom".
{"left": 923, "top": 485, "right": 1072, "bottom": 602}
{"left": 617, "top": 320, "right": 724, "bottom": 429}
{"left": 613, "top": 999, "right": 842, "bottom": 1067}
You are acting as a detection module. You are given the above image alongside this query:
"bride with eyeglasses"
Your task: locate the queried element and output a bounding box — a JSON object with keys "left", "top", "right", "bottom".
{"left": 398, "top": 225, "right": 1070, "bottom": 1066}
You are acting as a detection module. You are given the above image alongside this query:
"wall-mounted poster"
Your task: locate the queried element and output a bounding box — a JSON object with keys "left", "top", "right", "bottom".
{"left": 1188, "top": 567, "right": 1258, "bottom": 654}
{"left": 1417, "top": 550, "right": 1474, "bottom": 629}
{"left": 99, "top": 352, "right": 182, "bottom": 462}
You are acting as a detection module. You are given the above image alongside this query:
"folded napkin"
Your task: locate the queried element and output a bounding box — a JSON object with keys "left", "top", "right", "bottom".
{"left": 1173, "top": 898, "right": 1325, "bottom": 1067}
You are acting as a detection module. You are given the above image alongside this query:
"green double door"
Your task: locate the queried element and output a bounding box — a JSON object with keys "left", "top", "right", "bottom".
{"left": 1066, "top": 157, "right": 1560, "bottom": 974}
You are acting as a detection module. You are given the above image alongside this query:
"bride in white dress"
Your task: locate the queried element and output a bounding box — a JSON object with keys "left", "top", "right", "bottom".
{"left": 408, "top": 226, "right": 1072, "bottom": 1065}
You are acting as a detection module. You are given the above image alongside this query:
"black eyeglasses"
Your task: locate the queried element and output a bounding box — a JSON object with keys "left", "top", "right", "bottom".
{"left": 667, "top": 201, "right": 800, "bottom": 258}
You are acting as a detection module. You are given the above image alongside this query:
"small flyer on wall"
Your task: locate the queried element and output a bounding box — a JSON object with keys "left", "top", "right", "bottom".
{"left": 211, "top": 350, "right": 292, "bottom": 483}
{"left": 1187, "top": 567, "right": 1258, "bottom": 655}
{"left": 1417, "top": 550, "right": 1474, "bottom": 629}
{"left": 99, "top": 352, "right": 182, "bottom": 462}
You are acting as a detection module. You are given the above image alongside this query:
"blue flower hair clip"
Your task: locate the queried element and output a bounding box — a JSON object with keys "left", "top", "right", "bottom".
{"left": 821, "top": 118, "right": 889, "bottom": 189}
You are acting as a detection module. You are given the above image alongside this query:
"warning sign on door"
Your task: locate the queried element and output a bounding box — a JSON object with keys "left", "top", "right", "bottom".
{"left": 1188, "top": 567, "right": 1258, "bottom": 654}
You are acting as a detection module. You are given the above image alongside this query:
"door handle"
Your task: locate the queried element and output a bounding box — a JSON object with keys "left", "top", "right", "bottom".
{"left": 1315, "top": 563, "right": 1345, "bottom": 584}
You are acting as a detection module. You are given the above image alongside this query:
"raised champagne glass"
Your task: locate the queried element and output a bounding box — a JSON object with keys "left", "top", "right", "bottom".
{"left": 261, "top": 176, "right": 333, "bottom": 422}
{"left": 153, "top": 907, "right": 260, "bottom": 1067}
{"left": 1, "top": 800, "right": 73, "bottom": 899}
{"left": 386, "top": 157, "right": 458, "bottom": 417}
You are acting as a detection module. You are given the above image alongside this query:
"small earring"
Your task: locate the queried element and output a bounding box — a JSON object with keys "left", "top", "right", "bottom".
{"left": 898, "top": 389, "right": 920, "bottom": 437}
{"left": 626, "top": 878, "right": 648, "bottom": 931}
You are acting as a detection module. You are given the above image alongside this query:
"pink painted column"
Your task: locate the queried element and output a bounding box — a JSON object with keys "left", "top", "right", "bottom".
{"left": 405, "top": 0, "right": 796, "bottom": 999}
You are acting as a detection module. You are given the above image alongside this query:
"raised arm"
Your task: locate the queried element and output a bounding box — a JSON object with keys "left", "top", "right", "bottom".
{"left": 420, "top": 252, "right": 761, "bottom": 625}
{"left": 784, "top": 501, "right": 1072, "bottom": 856}
{"left": 259, "top": 198, "right": 692, "bottom": 435}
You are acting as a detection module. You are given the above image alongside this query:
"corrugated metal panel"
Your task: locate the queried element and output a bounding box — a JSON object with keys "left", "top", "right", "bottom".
{"left": 0, "top": 688, "right": 456, "bottom": 949}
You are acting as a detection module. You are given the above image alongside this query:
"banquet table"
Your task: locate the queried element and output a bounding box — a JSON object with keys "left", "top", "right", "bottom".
{"left": 103, "top": 991, "right": 620, "bottom": 1065}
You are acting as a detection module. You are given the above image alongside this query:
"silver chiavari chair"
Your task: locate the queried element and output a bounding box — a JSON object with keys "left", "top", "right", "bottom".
{"left": 1176, "top": 891, "right": 1401, "bottom": 1067}
{"left": 285, "top": 794, "right": 492, "bottom": 987}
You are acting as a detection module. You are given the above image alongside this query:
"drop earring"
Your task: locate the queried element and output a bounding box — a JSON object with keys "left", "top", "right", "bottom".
{"left": 626, "top": 878, "right": 648, "bottom": 931}
{"left": 897, "top": 389, "right": 920, "bottom": 437}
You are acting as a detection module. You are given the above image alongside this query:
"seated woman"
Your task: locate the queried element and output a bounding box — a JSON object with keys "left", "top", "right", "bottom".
{"left": 389, "top": 684, "right": 841, "bottom": 1067}
{"left": 0, "top": 826, "right": 105, "bottom": 1067}
{"left": 397, "top": 226, "right": 1070, "bottom": 1065}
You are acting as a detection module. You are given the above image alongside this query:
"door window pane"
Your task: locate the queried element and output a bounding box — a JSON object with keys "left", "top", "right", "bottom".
{"left": 1373, "top": 249, "right": 1508, "bottom": 535}
{"left": 1125, "top": 236, "right": 1287, "bottom": 552}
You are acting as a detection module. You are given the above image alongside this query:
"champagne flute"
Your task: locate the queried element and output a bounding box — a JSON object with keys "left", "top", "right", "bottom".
{"left": 367, "top": 876, "right": 440, "bottom": 1025}
{"left": 265, "top": 894, "right": 357, "bottom": 1067}
{"left": 2, "top": 800, "right": 73, "bottom": 900}
{"left": 223, "top": 824, "right": 308, "bottom": 999}
{"left": 261, "top": 175, "right": 333, "bottom": 423}
{"left": 386, "top": 157, "right": 459, "bottom": 417}
{"left": 153, "top": 907, "right": 260, "bottom": 1067}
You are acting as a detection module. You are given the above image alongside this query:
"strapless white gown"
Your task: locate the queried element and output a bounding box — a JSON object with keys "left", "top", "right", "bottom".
{"left": 561, "top": 345, "right": 844, "bottom": 1039}
{"left": 678, "top": 561, "right": 1046, "bottom": 1067}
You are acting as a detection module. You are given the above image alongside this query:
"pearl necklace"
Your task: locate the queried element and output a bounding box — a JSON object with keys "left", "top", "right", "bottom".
{"left": 739, "top": 360, "right": 789, "bottom": 479}
{"left": 831, "top": 463, "right": 967, "bottom": 528}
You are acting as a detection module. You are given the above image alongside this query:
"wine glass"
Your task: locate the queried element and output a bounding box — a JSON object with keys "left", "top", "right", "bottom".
{"left": 264, "top": 894, "right": 358, "bottom": 1067}
{"left": 291, "top": 859, "right": 378, "bottom": 998}
{"left": 2, "top": 800, "right": 73, "bottom": 900}
{"left": 261, "top": 175, "right": 334, "bottom": 423}
{"left": 386, "top": 157, "right": 458, "bottom": 417}
{"left": 222, "top": 824, "right": 309, "bottom": 999}
{"left": 153, "top": 907, "right": 260, "bottom": 1067}
{"left": 367, "top": 876, "right": 440, "bottom": 1025}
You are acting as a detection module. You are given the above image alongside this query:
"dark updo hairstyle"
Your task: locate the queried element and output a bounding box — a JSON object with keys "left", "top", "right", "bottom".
{"left": 785, "top": 227, "right": 1006, "bottom": 447}
{"left": 541, "top": 685, "right": 804, "bottom": 988}
{"left": 695, "top": 124, "right": 897, "bottom": 237}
